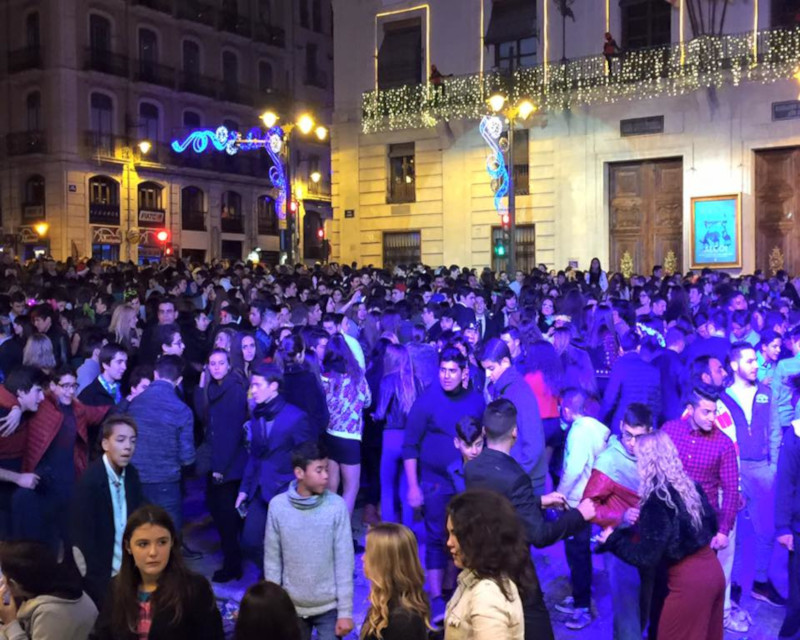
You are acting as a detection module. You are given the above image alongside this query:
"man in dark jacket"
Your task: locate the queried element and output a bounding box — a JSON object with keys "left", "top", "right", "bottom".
{"left": 465, "top": 399, "right": 594, "bottom": 640}
{"left": 776, "top": 422, "right": 800, "bottom": 640}
{"left": 78, "top": 343, "right": 128, "bottom": 408}
{"left": 72, "top": 415, "right": 143, "bottom": 608}
{"left": 235, "top": 363, "right": 313, "bottom": 569}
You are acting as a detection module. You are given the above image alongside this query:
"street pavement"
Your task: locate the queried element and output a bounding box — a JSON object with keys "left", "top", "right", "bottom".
{"left": 181, "top": 477, "right": 786, "bottom": 639}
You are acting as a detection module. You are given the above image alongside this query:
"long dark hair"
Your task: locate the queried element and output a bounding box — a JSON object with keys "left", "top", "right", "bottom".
{"left": 447, "top": 490, "right": 537, "bottom": 600}
{"left": 0, "top": 541, "right": 82, "bottom": 600}
{"left": 111, "top": 505, "right": 199, "bottom": 633}
{"left": 234, "top": 581, "right": 300, "bottom": 640}
{"left": 523, "top": 340, "right": 563, "bottom": 394}
{"left": 322, "top": 333, "right": 362, "bottom": 381}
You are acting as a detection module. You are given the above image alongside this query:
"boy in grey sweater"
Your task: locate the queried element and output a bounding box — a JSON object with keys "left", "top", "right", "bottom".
{"left": 264, "top": 441, "right": 354, "bottom": 640}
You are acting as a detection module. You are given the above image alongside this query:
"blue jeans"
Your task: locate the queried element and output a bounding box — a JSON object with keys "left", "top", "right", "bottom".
{"left": 605, "top": 553, "right": 653, "bottom": 640}
{"left": 380, "top": 430, "right": 411, "bottom": 526}
{"left": 298, "top": 608, "right": 338, "bottom": 640}
{"left": 241, "top": 491, "right": 269, "bottom": 571}
{"left": 733, "top": 459, "right": 776, "bottom": 584}
{"left": 421, "top": 479, "right": 453, "bottom": 570}
{"left": 142, "top": 482, "right": 183, "bottom": 533}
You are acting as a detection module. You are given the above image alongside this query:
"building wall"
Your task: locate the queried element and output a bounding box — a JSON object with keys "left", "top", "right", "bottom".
{"left": 331, "top": 0, "right": 795, "bottom": 273}
{"left": 0, "top": 0, "right": 333, "bottom": 262}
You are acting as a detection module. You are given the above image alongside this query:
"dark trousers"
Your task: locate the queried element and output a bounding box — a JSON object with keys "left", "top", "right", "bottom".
{"left": 12, "top": 485, "right": 72, "bottom": 552}
{"left": 142, "top": 481, "right": 183, "bottom": 532}
{"left": 781, "top": 533, "right": 800, "bottom": 639}
{"left": 241, "top": 490, "right": 269, "bottom": 572}
{"left": 206, "top": 478, "right": 242, "bottom": 573}
{"left": 564, "top": 524, "right": 592, "bottom": 609}
{"left": 360, "top": 413, "right": 382, "bottom": 506}
{"left": 0, "top": 458, "right": 21, "bottom": 539}
{"left": 421, "top": 479, "right": 453, "bottom": 570}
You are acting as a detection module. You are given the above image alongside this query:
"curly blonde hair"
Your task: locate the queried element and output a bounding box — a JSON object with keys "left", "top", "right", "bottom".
{"left": 636, "top": 430, "right": 704, "bottom": 531}
{"left": 361, "top": 523, "right": 430, "bottom": 640}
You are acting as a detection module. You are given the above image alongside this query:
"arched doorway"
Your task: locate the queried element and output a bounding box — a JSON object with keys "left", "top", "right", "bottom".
{"left": 303, "top": 209, "right": 325, "bottom": 261}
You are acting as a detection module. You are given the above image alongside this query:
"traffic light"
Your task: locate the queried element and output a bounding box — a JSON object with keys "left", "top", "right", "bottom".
{"left": 156, "top": 229, "right": 169, "bottom": 243}
{"left": 501, "top": 213, "right": 510, "bottom": 229}
{"left": 316, "top": 227, "right": 325, "bottom": 240}
{"left": 494, "top": 238, "right": 507, "bottom": 257}
{"left": 289, "top": 200, "right": 298, "bottom": 215}
{"left": 165, "top": 243, "right": 174, "bottom": 256}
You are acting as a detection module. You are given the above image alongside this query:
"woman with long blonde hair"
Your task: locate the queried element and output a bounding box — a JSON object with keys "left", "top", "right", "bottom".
{"left": 598, "top": 430, "right": 724, "bottom": 640}
{"left": 361, "top": 523, "right": 430, "bottom": 640}
{"left": 108, "top": 303, "right": 141, "bottom": 351}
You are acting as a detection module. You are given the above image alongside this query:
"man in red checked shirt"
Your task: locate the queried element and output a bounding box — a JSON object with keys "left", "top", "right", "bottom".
{"left": 663, "top": 384, "right": 738, "bottom": 552}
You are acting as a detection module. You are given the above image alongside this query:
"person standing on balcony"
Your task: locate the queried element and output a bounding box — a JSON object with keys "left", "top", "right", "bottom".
{"left": 603, "top": 32, "right": 622, "bottom": 76}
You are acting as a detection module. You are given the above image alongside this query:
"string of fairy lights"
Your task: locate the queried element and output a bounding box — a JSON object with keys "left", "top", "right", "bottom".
{"left": 362, "top": 27, "right": 800, "bottom": 134}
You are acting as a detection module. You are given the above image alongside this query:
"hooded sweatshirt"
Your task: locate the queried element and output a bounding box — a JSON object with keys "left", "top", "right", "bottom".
{"left": 264, "top": 481, "right": 354, "bottom": 619}
{"left": 558, "top": 416, "right": 610, "bottom": 507}
{"left": 3, "top": 592, "right": 97, "bottom": 640}
{"left": 582, "top": 436, "right": 641, "bottom": 528}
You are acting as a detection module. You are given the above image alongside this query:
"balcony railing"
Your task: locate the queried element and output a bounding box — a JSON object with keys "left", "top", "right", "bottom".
{"left": 221, "top": 216, "right": 244, "bottom": 234}
{"left": 133, "top": 0, "right": 172, "bottom": 13}
{"left": 89, "top": 203, "right": 121, "bottom": 226}
{"left": 83, "top": 131, "right": 125, "bottom": 159}
{"left": 182, "top": 210, "right": 206, "bottom": 231}
{"left": 7, "top": 131, "right": 46, "bottom": 155}
{"left": 253, "top": 23, "right": 286, "bottom": 47}
{"left": 8, "top": 46, "right": 42, "bottom": 73}
{"left": 363, "top": 26, "right": 800, "bottom": 133}
{"left": 135, "top": 60, "right": 176, "bottom": 88}
{"left": 84, "top": 47, "right": 129, "bottom": 77}
{"left": 177, "top": 0, "right": 217, "bottom": 27}
{"left": 178, "top": 71, "right": 218, "bottom": 98}
{"left": 219, "top": 10, "right": 251, "bottom": 37}
{"left": 220, "top": 82, "right": 254, "bottom": 106}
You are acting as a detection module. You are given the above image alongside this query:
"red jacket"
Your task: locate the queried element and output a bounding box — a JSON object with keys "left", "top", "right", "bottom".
{"left": 582, "top": 468, "right": 639, "bottom": 528}
{"left": 22, "top": 394, "right": 109, "bottom": 477}
{"left": 0, "top": 385, "right": 27, "bottom": 460}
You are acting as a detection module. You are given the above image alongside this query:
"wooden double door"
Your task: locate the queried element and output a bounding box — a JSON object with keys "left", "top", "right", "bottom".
{"left": 755, "top": 147, "right": 800, "bottom": 275}
{"left": 609, "top": 158, "right": 683, "bottom": 276}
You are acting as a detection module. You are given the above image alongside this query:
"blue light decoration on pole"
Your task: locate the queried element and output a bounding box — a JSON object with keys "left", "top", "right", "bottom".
{"left": 480, "top": 115, "right": 512, "bottom": 262}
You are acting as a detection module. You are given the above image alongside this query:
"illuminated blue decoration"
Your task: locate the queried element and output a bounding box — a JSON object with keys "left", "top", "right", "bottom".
{"left": 479, "top": 115, "right": 508, "bottom": 216}
{"left": 171, "top": 126, "right": 239, "bottom": 155}
{"left": 170, "top": 124, "right": 288, "bottom": 219}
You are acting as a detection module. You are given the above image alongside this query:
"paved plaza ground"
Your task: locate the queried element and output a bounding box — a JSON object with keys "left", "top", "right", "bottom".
{"left": 181, "top": 478, "right": 786, "bottom": 639}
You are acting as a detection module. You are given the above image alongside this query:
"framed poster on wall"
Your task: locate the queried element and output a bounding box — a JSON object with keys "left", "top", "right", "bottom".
{"left": 690, "top": 194, "right": 742, "bottom": 269}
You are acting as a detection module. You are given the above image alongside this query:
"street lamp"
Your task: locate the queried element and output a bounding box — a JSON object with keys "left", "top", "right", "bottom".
{"left": 484, "top": 94, "right": 537, "bottom": 275}
{"left": 34, "top": 222, "right": 49, "bottom": 237}
{"left": 137, "top": 140, "right": 152, "bottom": 155}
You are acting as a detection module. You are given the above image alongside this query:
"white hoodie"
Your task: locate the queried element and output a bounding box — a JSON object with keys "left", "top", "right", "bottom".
{"left": 558, "top": 416, "right": 610, "bottom": 508}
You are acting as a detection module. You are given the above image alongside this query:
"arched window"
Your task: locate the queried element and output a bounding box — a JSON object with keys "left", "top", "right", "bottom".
{"left": 138, "top": 28, "right": 158, "bottom": 80}
{"left": 182, "top": 186, "right": 205, "bottom": 231}
{"left": 257, "top": 195, "right": 278, "bottom": 235}
{"left": 24, "top": 175, "right": 45, "bottom": 205}
{"left": 88, "top": 176, "right": 120, "bottom": 225}
{"left": 26, "top": 92, "right": 41, "bottom": 132}
{"left": 90, "top": 93, "right": 114, "bottom": 153}
{"left": 89, "top": 14, "right": 111, "bottom": 52}
{"left": 139, "top": 102, "right": 160, "bottom": 143}
{"left": 26, "top": 12, "right": 40, "bottom": 48}
{"left": 182, "top": 40, "right": 200, "bottom": 75}
{"left": 222, "top": 51, "right": 238, "bottom": 82}
{"left": 258, "top": 61, "right": 273, "bottom": 92}
{"left": 221, "top": 190, "right": 243, "bottom": 233}
{"left": 138, "top": 181, "right": 163, "bottom": 211}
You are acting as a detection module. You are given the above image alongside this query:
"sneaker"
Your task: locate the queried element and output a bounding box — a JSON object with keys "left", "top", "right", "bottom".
{"left": 554, "top": 596, "right": 575, "bottom": 614}
{"left": 564, "top": 608, "right": 593, "bottom": 630}
{"left": 430, "top": 596, "right": 447, "bottom": 628}
{"left": 724, "top": 604, "right": 752, "bottom": 633}
{"left": 730, "top": 582, "right": 742, "bottom": 605}
{"left": 751, "top": 580, "right": 787, "bottom": 607}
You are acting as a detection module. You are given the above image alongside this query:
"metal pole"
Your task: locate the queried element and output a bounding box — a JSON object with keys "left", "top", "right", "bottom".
{"left": 284, "top": 134, "right": 294, "bottom": 265}
{"left": 507, "top": 119, "right": 516, "bottom": 275}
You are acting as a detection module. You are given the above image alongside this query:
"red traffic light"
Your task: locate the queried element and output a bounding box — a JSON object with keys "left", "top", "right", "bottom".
{"left": 289, "top": 200, "right": 298, "bottom": 215}
{"left": 500, "top": 213, "right": 510, "bottom": 228}
{"left": 317, "top": 227, "right": 325, "bottom": 240}
{"left": 156, "top": 230, "right": 169, "bottom": 243}
{"left": 165, "top": 243, "right": 173, "bottom": 256}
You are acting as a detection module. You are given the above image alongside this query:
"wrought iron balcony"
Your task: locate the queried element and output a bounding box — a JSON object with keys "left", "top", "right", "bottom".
{"left": 84, "top": 47, "right": 129, "bottom": 78}
{"left": 83, "top": 131, "right": 125, "bottom": 159}
{"left": 133, "top": 0, "right": 172, "bottom": 13}
{"left": 253, "top": 23, "right": 286, "bottom": 47}
{"left": 219, "top": 82, "right": 254, "bottom": 106}
{"left": 8, "top": 46, "right": 42, "bottom": 73}
{"left": 178, "top": 71, "right": 218, "bottom": 98}
{"left": 135, "top": 60, "right": 176, "bottom": 88}
{"left": 362, "top": 26, "right": 800, "bottom": 133}
{"left": 7, "top": 131, "right": 46, "bottom": 155}
{"left": 221, "top": 216, "right": 244, "bottom": 234}
{"left": 177, "top": 0, "right": 216, "bottom": 27}
{"left": 89, "top": 203, "right": 121, "bottom": 226}
{"left": 219, "top": 10, "right": 251, "bottom": 37}
{"left": 182, "top": 210, "right": 206, "bottom": 231}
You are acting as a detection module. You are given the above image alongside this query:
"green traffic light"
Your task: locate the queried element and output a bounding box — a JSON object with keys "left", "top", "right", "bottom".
{"left": 495, "top": 243, "right": 506, "bottom": 257}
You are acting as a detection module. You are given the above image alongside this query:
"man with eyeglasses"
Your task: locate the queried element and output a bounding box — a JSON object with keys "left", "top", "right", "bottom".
{"left": 582, "top": 403, "right": 654, "bottom": 640}
{"left": 15, "top": 366, "right": 109, "bottom": 549}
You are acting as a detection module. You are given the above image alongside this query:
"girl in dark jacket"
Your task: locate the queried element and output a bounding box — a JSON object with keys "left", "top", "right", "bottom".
{"left": 91, "top": 505, "right": 224, "bottom": 640}
{"left": 194, "top": 348, "right": 248, "bottom": 582}
{"left": 275, "top": 334, "right": 330, "bottom": 438}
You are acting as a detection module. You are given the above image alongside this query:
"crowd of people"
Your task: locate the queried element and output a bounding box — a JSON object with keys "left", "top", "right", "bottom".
{"left": 0, "top": 253, "right": 799, "bottom": 639}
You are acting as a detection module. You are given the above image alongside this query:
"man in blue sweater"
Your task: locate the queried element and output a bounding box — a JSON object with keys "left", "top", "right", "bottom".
{"left": 265, "top": 441, "right": 354, "bottom": 640}
{"left": 128, "top": 355, "right": 195, "bottom": 533}
{"left": 403, "top": 346, "right": 485, "bottom": 618}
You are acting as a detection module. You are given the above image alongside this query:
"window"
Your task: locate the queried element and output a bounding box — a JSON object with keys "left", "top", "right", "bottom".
{"left": 26, "top": 12, "right": 40, "bottom": 48}
{"left": 26, "top": 92, "right": 41, "bottom": 132}
{"left": 90, "top": 92, "right": 114, "bottom": 152}
{"left": 378, "top": 19, "right": 422, "bottom": 89}
{"left": 387, "top": 143, "right": 415, "bottom": 204}
{"left": 257, "top": 195, "right": 279, "bottom": 235}
{"left": 303, "top": 210, "right": 325, "bottom": 260}
{"left": 24, "top": 175, "right": 45, "bottom": 205}
{"left": 383, "top": 231, "right": 421, "bottom": 268}
{"left": 306, "top": 43, "right": 321, "bottom": 86}
{"left": 182, "top": 40, "right": 200, "bottom": 75}
{"left": 182, "top": 186, "right": 205, "bottom": 231}
{"left": 773, "top": 0, "right": 800, "bottom": 28}
{"left": 88, "top": 176, "right": 120, "bottom": 225}
{"left": 512, "top": 129, "right": 529, "bottom": 196}
{"left": 89, "top": 14, "right": 111, "bottom": 52}
{"left": 491, "top": 224, "right": 536, "bottom": 273}
{"left": 221, "top": 240, "right": 243, "bottom": 261}
{"left": 139, "top": 102, "right": 160, "bottom": 143}
{"left": 312, "top": 0, "right": 323, "bottom": 32}
{"left": 495, "top": 37, "right": 536, "bottom": 72}
{"left": 92, "top": 244, "right": 120, "bottom": 261}
{"left": 221, "top": 190, "right": 243, "bottom": 233}
{"left": 621, "top": 0, "right": 671, "bottom": 50}
{"left": 183, "top": 110, "right": 201, "bottom": 128}
{"left": 222, "top": 51, "right": 239, "bottom": 83}
{"left": 139, "top": 28, "right": 158, "bottom": 78}
{"left": 138, "top": 182, "right": 163, "bottom": 210}
{"left": 300, "top": 0, "right": 310, "bottom": 28}
{"left": 258, "top": 61, "right": 273, "bottom": 92}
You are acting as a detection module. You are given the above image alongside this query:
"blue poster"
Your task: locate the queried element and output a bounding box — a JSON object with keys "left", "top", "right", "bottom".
{"left": 692, "top": 196, "right": 740, "bottom": 267}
